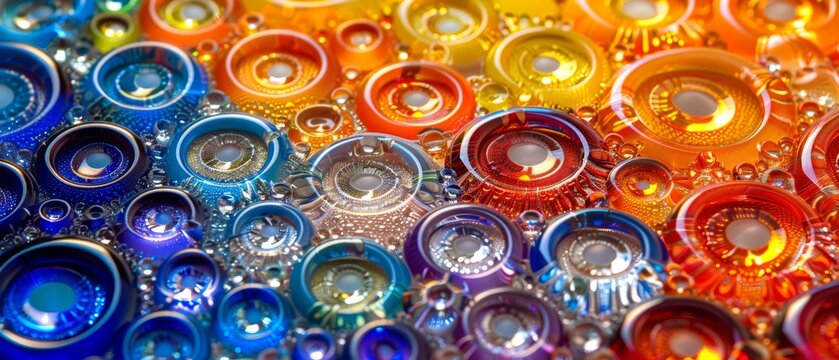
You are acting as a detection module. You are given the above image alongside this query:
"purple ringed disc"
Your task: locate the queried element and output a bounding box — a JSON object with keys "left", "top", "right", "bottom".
{"left": 404, "top": 203, "right": 526, "bottom": 293}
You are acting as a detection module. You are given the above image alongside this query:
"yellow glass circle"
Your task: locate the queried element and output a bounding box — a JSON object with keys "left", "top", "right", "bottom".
{"left": 393, "top": 0, "right": 498, "bottom": 67}
{"left": 485, "top": 27, "right": 610, "bottom": 110}
{"left": 160, "top": 0, "right": 225, "bottom": 30}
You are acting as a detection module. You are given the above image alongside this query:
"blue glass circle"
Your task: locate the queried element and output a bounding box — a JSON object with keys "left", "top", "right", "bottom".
{"left": 213, "top": 284, "right": 294, "bottom": 356}
{"left": 227, "top": 201, "right": 315, "bottom": 267}
{"left": 154, "top": 249, "right": 223, "bottom": 313}
{"left": 347, "top": 320, "right": 430, "bottom": 360}
{"left": 530, "top": 208, "right": 668, "bottom": 320}
{"left": 34, "top": 122, "right": 149, "bottom": 204}
{"left": 289, "top": 237, "right": 412, "bottom": 331}
{"left": 292, "top": 329, "right": 336, "bottom": 360}
{"left": 0, "top": 1, "right": 96, "bottom": 48}
{"left": 165, "top": 113, "right": 293, "bottom": 204}
{"left": 116, "top": 187, "right": 204, "bottom": 259}
{"left": 87, "top": 41, "right": 207, "bottom": 134}
{"left": 0, "top": 237, "right": 135, "bottom": 359}
{"left": 0, "top": 43, "right": 71, "bottom": 150}
{"left": 117, "top": 311, "right": 209, "bottom": 360}
{"left": 0, "top": 160, "right": 37, "bottom": 235}
{"left": 35, "top": 199, "right": 73, "bottom": 235}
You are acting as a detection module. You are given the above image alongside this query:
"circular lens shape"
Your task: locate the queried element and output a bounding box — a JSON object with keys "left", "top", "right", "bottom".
{"left": 0, "top": 0, "right": 96, "bottom": 47}
{"left": 662, "top": 182, "right": 837, "bottom": 307}
{"left": 216, "top": 29, "right": 337, "bottom": 120}
{"left": 258, "top": 0, "right": 370, "bottom": 32}
{"left": 290, "top": 103, "right": 355, "bottom": 152}
{"left": 485, "top": 27, "right": 610, "bottom": 110}
{"left": 595, "top": 48, "right": 795, "bottom": 168}
{"left": 35, "top": 122, "right": 149, "bottom": 204}
{"left": 448, "top": 107, "right": 613, "bottom": 220}
{"left": 0, "top": 160, "right": 37, "bottom": 235}
{"left": 563, "top": 0, "right": 704, "bottom": 57}
{"left": 293, "top": 328, "right": 337, "bottom": 360}
{"left": 154, "top": 249, "right": 223, "bottom": 312}
{"left": 392, "top": 0, "right": 498, "bottom": 67}
{"left": 140, "top": 0, "right": 234, "bottom": 48}
{"left": 357, "top": 61, "right": 476, "bottom": 139}
{"left": 213, "top": 284, "right": 294, "bottom": 356}
{"left": 98, "top": 0, "right": 140, "bottom": 12}
{"left": 88, "top": 41, "right": 207, "bottom": 134}
{"left": 165, "top": 113, "right": 293, "bottom": 202}
{"left": 117, "top": 188, "right": 203, "bottom": 258}
{"left": 90, "top": 12, "right": 139, "bottom": 53}
{"left": 331, "top": 19, "right": 394, "bottom": 71}
{"left": 714, "top": 0, "right": 839, "bottom": 57}
{"left": 347, "top": 320, "right": 431, "bottom": 360}
{"left": 456, "top": 288, "right": 563, "bottom": 360}
{"left": 289, "top": 237, "right": 411, "bottom": 331}
{"left": 0, "top": 43, "right": 71, "bottom": 151}
{"left": 36, "top": 199, "right": 73, "bottom": 235}
{"left": 613, "top": 297, "right": 751, "bottom": 359}
{"left": 117, "top": 311, "right": 209, "bottom": 360}
{"left": 775, "top": 282, "right": 839, "bottom": 359}
{"left": 607, "top": 157, "right": 686, "bottom": 226}
{"left": 531, "top": 209, "right": 668, "bottom": 322}
{"left": 405, "top": 279, "right": 465, "bottom": 338}
{"left": 228, "top": 201, "right": 314, "bottom": 268}
{"left": 792, "top": 108, "right": 839, "bottom": 227}
{"left": 0, "top": 238, "right": 135, "bottom": 359}
{"left": 294, "top": 133, "right": 441, "bottom": 245}
{"left": 405, "top": 204, "right": 526, "bottom": 292}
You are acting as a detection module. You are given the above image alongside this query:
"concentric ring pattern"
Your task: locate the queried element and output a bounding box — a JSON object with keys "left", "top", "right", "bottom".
{"left": 0, "top": 1, "right": 837, "bottom": 358}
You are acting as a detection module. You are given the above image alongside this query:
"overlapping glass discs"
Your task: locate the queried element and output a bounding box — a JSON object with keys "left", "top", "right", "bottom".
{"left": 0, "top": 0, "right": 838, "bottom": 358}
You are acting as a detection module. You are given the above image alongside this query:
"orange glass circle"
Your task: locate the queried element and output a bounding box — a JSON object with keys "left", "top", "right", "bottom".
{"left": 595, "top": 48, "right": 796, "bottom": 168}
{"left": 713, "top": 0, "right": 839, "bottom": 57}
{"left": 356, "top": 61, "right": 475, "bottom": 139}
{"left": 563, "top": 0, "right": 707, "bottom": 55}
{"left": 607, "top": 157, "right": 683, "bottom": 226}
{"left": 613, "top": 297, "right": 752, "bottom": 359}
{"left": 215, "top": 29, "right": 338, "bottom": 116}
{"left": 253, "top": 0, "right": 374, "bottom": 32}
{"left": 662, "top": 182, "right": 837, "bottom": 307}
{"left": 140, "top": 0, "right": 237, "bottom": 48}
{"left": 330, "top": 19, "right": 394, "bottom": 72}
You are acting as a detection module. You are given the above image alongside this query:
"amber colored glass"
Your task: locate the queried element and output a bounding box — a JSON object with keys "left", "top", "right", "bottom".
{"left": 392, "top": 0, "right": 499, "bottom": 67}
{"left": 356, "top": 61, "right": 475, "bottom": 139}
{"left": 613, "top": 297, "right": 752, "bottom": 359}
{"left": 562, "top": 0, "right": 711, "bottom": 58}
{"left": 140, "top": 0, "right": 240, "bottom": 48}
{"left": 485, "top": 26, "right": 611, "bottom": 110}
{"left": 329, "top": 19, "right": 395, "bottom": 72}
{"left": 215, "top": 29, "right": 338, "bottom": 116}
{"left": 607, "top": 157, "right": 690, "bottom": 226}
{"left": 248, "top": 0, "right": 380, "bottom": 32}
{"left": 712, "top": 0, "right": 839, "bottom": 60}
{"left": 595, "top": 48, "right": 796, "bottom": 168}
{"left": 662, "top": 182, "right": 837, "bottom": 308}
